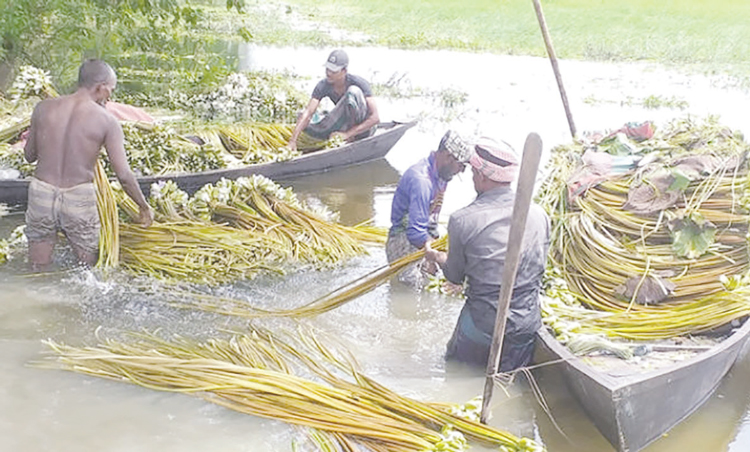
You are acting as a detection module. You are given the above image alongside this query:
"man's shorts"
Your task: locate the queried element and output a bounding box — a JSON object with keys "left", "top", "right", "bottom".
{"left": 386, "top": 230, "right": 427, "bottom": 289}
{"left": 24, "top": 177, "right": 100, "bottom": 255}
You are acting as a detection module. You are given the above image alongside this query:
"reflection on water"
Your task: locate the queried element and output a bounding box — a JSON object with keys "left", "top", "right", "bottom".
{"left": 3, "top": 47, "right": 750, "bottom": 452}
{"left": 277, "top": 158, "right": 401, "bottom": 226}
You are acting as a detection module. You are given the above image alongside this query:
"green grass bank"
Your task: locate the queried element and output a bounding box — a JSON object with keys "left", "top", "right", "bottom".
{"left": 245, "top": 0, "right": 750, "bottom": 81}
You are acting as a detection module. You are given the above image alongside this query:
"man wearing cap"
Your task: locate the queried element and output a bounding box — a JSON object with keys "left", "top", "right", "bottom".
{"left": 386, "top": 130, "right": 471, "bottom": 288}
{"left": 424, "top": 137, "right": 550, "bottom": 371}
{"left": 288, "top": 49, "right": 379, "bottom": 152}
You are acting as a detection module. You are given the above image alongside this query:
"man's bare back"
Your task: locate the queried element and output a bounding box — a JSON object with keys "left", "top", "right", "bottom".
{"left": 23, "top": 59, "right": 152, "bottom": 269}
{"left": 26, "top": 93, "right": 119, "bottom": 188}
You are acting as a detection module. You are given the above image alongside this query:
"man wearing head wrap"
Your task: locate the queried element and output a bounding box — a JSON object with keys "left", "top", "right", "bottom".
{"left": 425, "top": 137, "right": 550, "bottom": 371}
{"left": 387, "top": 130, "right": 472, "bottom": 289}
{"left": 288, "top": 49, "right": 380, "bottom": 152}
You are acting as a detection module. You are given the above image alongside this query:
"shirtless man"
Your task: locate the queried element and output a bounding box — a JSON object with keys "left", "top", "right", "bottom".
{"left": 24, "top": 59, "right": 153, "bottom": 269}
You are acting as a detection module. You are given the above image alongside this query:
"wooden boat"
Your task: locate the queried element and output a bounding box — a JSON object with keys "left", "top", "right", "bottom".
{"left": 535, "top": 319, "right": 750, "bottom": 452}
{"left": 0, "top": 120, "right": 416, "bottom": 205}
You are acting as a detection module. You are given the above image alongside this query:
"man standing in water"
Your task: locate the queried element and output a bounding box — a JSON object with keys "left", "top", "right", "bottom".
{"left": 424, "top": 137, "right": 550, "bottom": 371}
{"left": 24, "top": 58, "right": 153, "bottom": 270}
{"left": 387, "top": 130, "right": 471, "bottom": 289}
{"left": 287, "top": 49, "right": 380, "bottom": 151}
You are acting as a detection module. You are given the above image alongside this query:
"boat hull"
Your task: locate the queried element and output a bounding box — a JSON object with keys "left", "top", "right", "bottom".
{"left": 535, "top": 319, "right": 750, "bottom": 452}
{"left": 0, "top": 121, "right": 415, "bottom": 206}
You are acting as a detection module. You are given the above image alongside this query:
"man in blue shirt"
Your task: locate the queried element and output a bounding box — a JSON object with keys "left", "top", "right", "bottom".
{"left": 288, "top": 49, "right": 380, "bottom": 151}
{"left": 386, "top": 130, "right": 472, "bottom": 288}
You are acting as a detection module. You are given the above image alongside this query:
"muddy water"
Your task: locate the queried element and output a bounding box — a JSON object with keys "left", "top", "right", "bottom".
{"left": 3, "top": 47, "right": 750, "bottom": 451}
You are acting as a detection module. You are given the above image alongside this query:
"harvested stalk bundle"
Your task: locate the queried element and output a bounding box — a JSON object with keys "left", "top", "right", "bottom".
{"left": 538, "top": 116, "right": 750, "bottom": 341}
{"left": 163, "top": 236, "right": 447, "bottom": 319}
{"left": 0, "top": 116, "right": 30, "bottom": 145}
{"left": 186, "top": 176, "right": 384, "bottom": 266}
{"left": 116, "top": 122, "right": 225, "bottom": 176}
{"left": 94, "top": 160, "right": 119, "bottom": 268}
{"left": 39, "top": 327, "right": 542, "bottom": 452}
{"left": 118, "top": 221, "right": 285, "bottom": 285}
{"left": 110, "top": 176, "right": 385, "bottom": 284}
{"left": 192, "top": 122, "right": 325, "bottom": 162}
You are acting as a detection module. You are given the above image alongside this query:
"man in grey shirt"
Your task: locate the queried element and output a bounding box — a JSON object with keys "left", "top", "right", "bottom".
{"left": 288, "top": 49, "right": 379, "bottom": 151}
{"left": 425, "top": 137, "right": 550, "bottom": 370}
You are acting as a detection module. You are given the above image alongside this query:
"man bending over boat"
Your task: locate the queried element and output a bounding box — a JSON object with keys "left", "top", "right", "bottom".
{"left": 24, "top": 59, "right": 153, "bottom": 270}
{"left": 386, "top": 130, "right": 471, "bottom": 289}
{"left": 424, "top": 137, "right": 550, "bottom": 371}
{"left": 287, "top": 49, "right": 380, "bottom": 152}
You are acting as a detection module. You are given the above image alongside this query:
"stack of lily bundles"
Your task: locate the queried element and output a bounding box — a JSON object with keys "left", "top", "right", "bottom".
{"left": 538, "top": 116, "right": 750, "bottom": 351}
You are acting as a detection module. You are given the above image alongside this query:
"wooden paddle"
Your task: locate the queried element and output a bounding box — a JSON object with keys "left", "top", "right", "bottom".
{"left": 480, "top": 132, "right": 544, "bottom": 423}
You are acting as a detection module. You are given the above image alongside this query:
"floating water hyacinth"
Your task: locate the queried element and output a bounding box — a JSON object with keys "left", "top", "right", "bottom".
{"left": 0, "top": 225, "right": 28, "bottom": 265}
{"left": 193, "top": 72, "right": 305, "bottom": 123}
{"left": 0, "top": 240, "right": 9, "bottom": 265}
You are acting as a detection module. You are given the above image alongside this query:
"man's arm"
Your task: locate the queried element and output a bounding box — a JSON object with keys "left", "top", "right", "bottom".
{"left": 288, "top": 98, "right": 320, "bottom": 151}
{"left": 103, "top": 117, "right": 153, "bottom": 227}
{"left": 336, "top": 96, "right": 380, "bottom": 141}
{"left": 405, "top": 178, "right": 433, "bottom": 248}
{"left": 439, "top": 217, "right": 467, "bottom": 285}
{"left": 24, "top": 106, "right": 40, "bottom": 163}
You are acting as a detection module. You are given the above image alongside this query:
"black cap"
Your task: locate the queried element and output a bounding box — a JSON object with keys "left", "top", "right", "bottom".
{"left": 324, "top": 49, "right": 349, "bottom": 72}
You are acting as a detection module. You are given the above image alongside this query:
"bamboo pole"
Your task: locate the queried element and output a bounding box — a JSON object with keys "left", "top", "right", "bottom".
{"left": 532, "top": 0, "right": 577, "bottom": 139}
{"left": 480, "top": 133, "right": 543, "bottom": 423}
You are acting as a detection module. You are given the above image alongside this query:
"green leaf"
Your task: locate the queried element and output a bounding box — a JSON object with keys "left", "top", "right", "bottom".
{"left": 669, "top": 213, "right": 717, "bottom": 259}
{"left": 237, "top": 27, "right": 254, "bottom": 43}
{"left": 668, "top": 168, "right": 690, "bottom": 192}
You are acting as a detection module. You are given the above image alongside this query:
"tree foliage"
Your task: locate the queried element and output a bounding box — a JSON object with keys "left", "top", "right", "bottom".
{"left": 0, "top": 0, "right": 244, "bottom": 93}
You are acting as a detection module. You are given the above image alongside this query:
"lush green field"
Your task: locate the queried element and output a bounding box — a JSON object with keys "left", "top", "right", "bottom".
{"left": 4, "top": 0, "right": 749, "bottom": 94}
{"left": 252, "top": 0, "right": 750, "bottom": 78}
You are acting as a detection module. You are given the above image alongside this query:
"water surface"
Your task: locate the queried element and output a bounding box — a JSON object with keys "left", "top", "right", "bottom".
{"left": 3, "top": 47, "right": 750, "bottom": 452}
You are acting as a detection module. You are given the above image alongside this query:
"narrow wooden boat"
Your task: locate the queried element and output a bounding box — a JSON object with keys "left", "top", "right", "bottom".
{"left": 0, "top": 120, "right": 416, "bottom": 205}
{"left": 535, "top": 319, "right": 750, "bottom": 452}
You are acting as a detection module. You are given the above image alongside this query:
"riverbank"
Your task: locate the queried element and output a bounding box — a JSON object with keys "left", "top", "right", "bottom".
{"left": 224, "top": 0, "right": 750, "bottom": 85}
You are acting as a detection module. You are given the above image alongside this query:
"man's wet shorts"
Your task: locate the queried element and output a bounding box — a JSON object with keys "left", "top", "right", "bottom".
{"left": 24, "top": 177, "right": 100, "bottom": 255}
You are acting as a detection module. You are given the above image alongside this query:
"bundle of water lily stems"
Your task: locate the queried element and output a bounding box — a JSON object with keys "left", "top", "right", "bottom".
{"left": 96, "top": 175, "right": 385, "bottom": 284}
{"left": 39, "top": 326, "right": 543, "bottom": 452}
{"left": 161, "top": 235, "right": 447, "bottom": 319}
{"left": 537, "top": 116, "right": 750, "bottom": 341}
{"left": 194, "top": 121, "right": 328, "bottom": 163}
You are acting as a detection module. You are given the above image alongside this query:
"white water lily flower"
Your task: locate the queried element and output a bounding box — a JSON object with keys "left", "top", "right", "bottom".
{"left": 9, "top": 65, "right": 53, "bottom": 101}
{"left": 150, "top": 181, "right": 167, "bottom": 200}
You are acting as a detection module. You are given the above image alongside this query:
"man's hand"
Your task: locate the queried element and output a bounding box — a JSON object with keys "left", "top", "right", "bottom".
{"left": 442, "top": 281, "right": 464, "bottom": 296}
{"left": 138, "top": 205, "right": 154, "bottom": 228}
{"left": 288, "top": 139, "right": 298, "bottom": 152}
{"left": 331, "top": 131, "right": 351, "bottom": 142}
{"left": 420, "top": 258, "right": 439, "bottom": 275}
{"left": 424, "top": 241, "right": 447, "bottom": 265}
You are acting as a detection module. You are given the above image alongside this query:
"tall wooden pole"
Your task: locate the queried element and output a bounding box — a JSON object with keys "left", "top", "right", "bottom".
{"left": 479, "top": 133, "right": 543, "bottom": 424}
{"left": 532, "top": 0, "right": 577, "bottom": 139}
